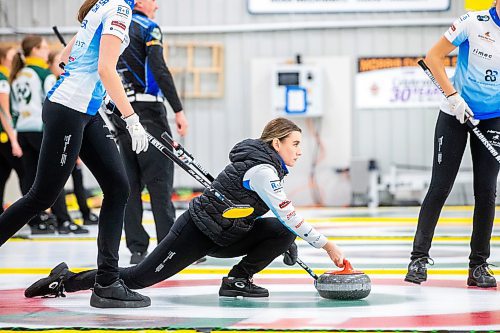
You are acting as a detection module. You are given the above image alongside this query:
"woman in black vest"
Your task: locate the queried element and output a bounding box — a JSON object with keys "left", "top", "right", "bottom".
{"left": 25, "top": 117, "right": 344, "bottom": 299}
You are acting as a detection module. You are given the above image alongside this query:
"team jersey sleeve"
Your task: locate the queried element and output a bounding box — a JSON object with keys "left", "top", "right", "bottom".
{"left": 444, "top": 12, "right": 472, "bottom": 47}
{"left": 43, "top": 74, "right": 57, "bottom": 97}
{"left": 0, "top": 79, "right": 9, "bottom": 94}
{"left": 244, "top": 164, "right": 328, "bottom": 249}
{"left": 102, "top": 2, "right": 132, "bottom": 41}
{"left": 145, "top": 24, "right": 183, "bottom": 112}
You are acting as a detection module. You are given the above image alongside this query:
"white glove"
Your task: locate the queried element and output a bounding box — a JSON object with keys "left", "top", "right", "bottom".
{"left": 447, "top": 92, "right": 472, "bottom": 124}
{"left": 123, "top": 113, "right": 149, "bottom": 154}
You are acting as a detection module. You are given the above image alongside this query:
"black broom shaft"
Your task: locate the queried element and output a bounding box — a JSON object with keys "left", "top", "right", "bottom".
{"left": 146, "top": 132, "right": 240, "bottom": 210}
{"left": 161, "top": 132, "right": 215, "bottom": 182}
{"left": 296, "top": 257, "right": 319, "bottom": 280}
{"left": 52, "top": 26, "right": 67, "bottom": 46}
{"left": 52, "top": 26, "right": 67, "bottom": 70}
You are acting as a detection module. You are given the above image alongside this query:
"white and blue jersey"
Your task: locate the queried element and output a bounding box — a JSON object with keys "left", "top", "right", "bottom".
{"left": 440, "top": 7, "right": 500, "bottom": 120}
{"left": 47, "top": 0, "right": 134, "bottom": 116}
{"left": 243, "top": 164, "right": 328, "bottom": 249}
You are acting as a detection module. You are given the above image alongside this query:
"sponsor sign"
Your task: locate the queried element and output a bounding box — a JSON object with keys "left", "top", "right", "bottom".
{"left": 248, "top": 0, "right": 450, "bottom": 14}
{"left": 356, "top": 56, "right": 456, "bottom": 109}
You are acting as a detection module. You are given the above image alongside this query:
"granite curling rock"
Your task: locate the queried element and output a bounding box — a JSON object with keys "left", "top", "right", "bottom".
{"left": 315, "top": 259, "right": 371, "bottom": 300}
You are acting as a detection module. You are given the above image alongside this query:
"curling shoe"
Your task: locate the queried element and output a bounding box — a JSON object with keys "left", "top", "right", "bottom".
{"left": 405, "top": 257, "right": 434, "bottom": 284}
{"left": 25, "top": 262, "right": 68, "bottom": 298}
{"left": 467, "top": 263, "right": 497, "bottom": 288}
{"left": 90, "top": 279, "right": 151, "bottom": 308}
{"left": 219, "top": 277, "right": 269, "bottom": 297}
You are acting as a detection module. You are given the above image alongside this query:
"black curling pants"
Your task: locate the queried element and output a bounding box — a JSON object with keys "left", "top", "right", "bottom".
{"left": 115, "top": 102, "right": 175, "bottom": 254}
{"left": 0, "top": 100, "right": 130, "bottom": 286}
{"left": 64, "top": 211, "right": 296, "bottom": 292}
{"left": 17, "top": 132, "right": 72, "bottom": 225}
{"left": 72, "top": 162, "right": 91, "bottom": 219}
{"left": 0, "top": 137, "right": 24, "bottom": 214}
{"left": 411, "top": 111, "right": 500, "bottom": 267}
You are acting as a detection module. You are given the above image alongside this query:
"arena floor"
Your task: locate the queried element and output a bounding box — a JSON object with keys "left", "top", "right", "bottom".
{"left": 1, "top": 206, "right": 500, "bottom": 332}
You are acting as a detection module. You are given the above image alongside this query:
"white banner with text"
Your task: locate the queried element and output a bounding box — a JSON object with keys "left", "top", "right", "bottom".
{"left": 248, "top": 0, "right": 450, "bottom": 14}
{"left": 356, "top": 57, "right": 456, "bottom": 109}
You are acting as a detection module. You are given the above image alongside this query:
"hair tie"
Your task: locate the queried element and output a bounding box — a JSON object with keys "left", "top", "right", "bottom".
{"left": 17, "top": 50, "right": 25, "bottom": 63}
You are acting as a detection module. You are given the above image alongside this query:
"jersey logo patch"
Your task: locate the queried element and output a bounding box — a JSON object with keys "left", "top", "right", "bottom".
{"left": 117, "top": 5, "right": 131, "bottom": 18}
{"left": 477, "top": 15, "right": 490, "bottom": 22}
{"left": 270, "top": 180, "right": 283, "bottom": 192}
{"left": 150, "top": 27, "right": 162, "bottom": 41}
{"left": 478, "top": 32, "right": 496, "bottom": 43}
{"left": 111, "top": 20, "right": 127, "bottom": 31}
{"left": 92, "top": 0, "right": 110, "bottom": 13}
{"left": 459, "top": 13, "right": 470, "bottom": 22}
{"left": 146, "top": 40, "right": 162, "bottom": 47}
{"left": 279, "top": 200, "right": 291, "bottom": 209}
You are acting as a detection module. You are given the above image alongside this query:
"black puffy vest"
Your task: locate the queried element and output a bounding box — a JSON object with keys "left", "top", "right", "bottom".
{"left": 188, "top": 139, "right": 288, "bottom": 246}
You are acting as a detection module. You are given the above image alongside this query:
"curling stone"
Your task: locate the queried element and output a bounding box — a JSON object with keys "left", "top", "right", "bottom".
{"left": 315, "top": 259, "right": 371, "bottom": 300}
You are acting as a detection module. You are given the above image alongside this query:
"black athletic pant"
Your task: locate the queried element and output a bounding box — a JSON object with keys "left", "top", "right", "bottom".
{"left": 0, "top": 137, "right": 24, "bottom": 214}
{"left": 64, "top": 211, "right": 296, "bottom": 292}
{"left": 72, "top": 163, "right": 91, "bottom": 219}
{"left": 0, "top": 100, "right": 130, "bottom": 286}
{"left": 17, "top": 132, "right": 72, "bottom": 225}
{"left": 411, "top": 111, "right": 500, "bottom": 267}
{"left": 115, "top": 102, "right": 175, "bottom": 253}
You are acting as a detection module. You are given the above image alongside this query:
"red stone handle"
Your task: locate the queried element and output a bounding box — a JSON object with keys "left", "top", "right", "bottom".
{"left": 330, "top": 259, "right": 364, "bottom": 275}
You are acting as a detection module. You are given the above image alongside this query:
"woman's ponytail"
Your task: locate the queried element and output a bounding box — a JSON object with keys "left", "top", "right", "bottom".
{"left": 9, "top": 35, "right": 42, "bottom": 83}
{"left": 9, "top": 51, "right": 24, "bottom": 83}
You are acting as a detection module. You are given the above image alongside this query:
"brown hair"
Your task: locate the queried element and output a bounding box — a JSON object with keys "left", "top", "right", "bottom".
{"left": 47, "top": 50, "right": 59, "bottom": 66}
{"left": 260, "top": 117, "right": 302, "bottom": 144}
{"left": 0, "top": 46, "right": 14, "bottom": 64}
{"left": 10, "top": 35, "right": 43, "bottom": 82}
{"left": 78, "top": 0, "right": 99, "bottom": 23}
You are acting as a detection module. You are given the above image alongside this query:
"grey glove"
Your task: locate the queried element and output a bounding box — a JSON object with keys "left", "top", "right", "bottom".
{"left": 283, "top": 242, "right": 298, "bottom": 266}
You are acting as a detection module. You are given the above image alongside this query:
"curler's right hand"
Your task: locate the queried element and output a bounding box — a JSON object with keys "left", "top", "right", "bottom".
{"left": 124, "top": 113, "right": 149, "bottom": 154}
{"left": 447, "top": 92, "right": 472, "bottom": 124}
{"left": 323, "top": 241, "right": 344, "bottom": 268}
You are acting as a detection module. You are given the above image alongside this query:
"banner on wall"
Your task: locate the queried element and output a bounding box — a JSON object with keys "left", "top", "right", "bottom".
{"left": 248, "top": 0, "right": 450, "bottom": 14}
{"left": 356, "top": 56, "right": 457, "bottom": 109}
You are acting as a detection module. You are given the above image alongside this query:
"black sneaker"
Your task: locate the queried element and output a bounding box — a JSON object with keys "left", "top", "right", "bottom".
{"left": 83, "top": 213, "right": 99, "bottom": 225}
{"left": 219, "top": 277, "right": 269, "bottom": 298}
{"left": 30, "top": 221, "right": 56, "bottom": 235}
{"left": 25, "top": 262, "right": 68, "bottom": 298}
{"left": 58, "top": 220, "right": 89, "bottom": 234}
{"left": 405, "top": 257, "right": 434, "bottom": 284}
{"left": 39, "top": 211, "right": 57, "bottom": 224}
{"left": 130, "top": 251, "right": 147, "bottom": 265}
{"left": 90, "top": 279, "right": 151, "bottom": 308}
{"left": 467, "top": 263, "right": 497, "bottom": 288}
